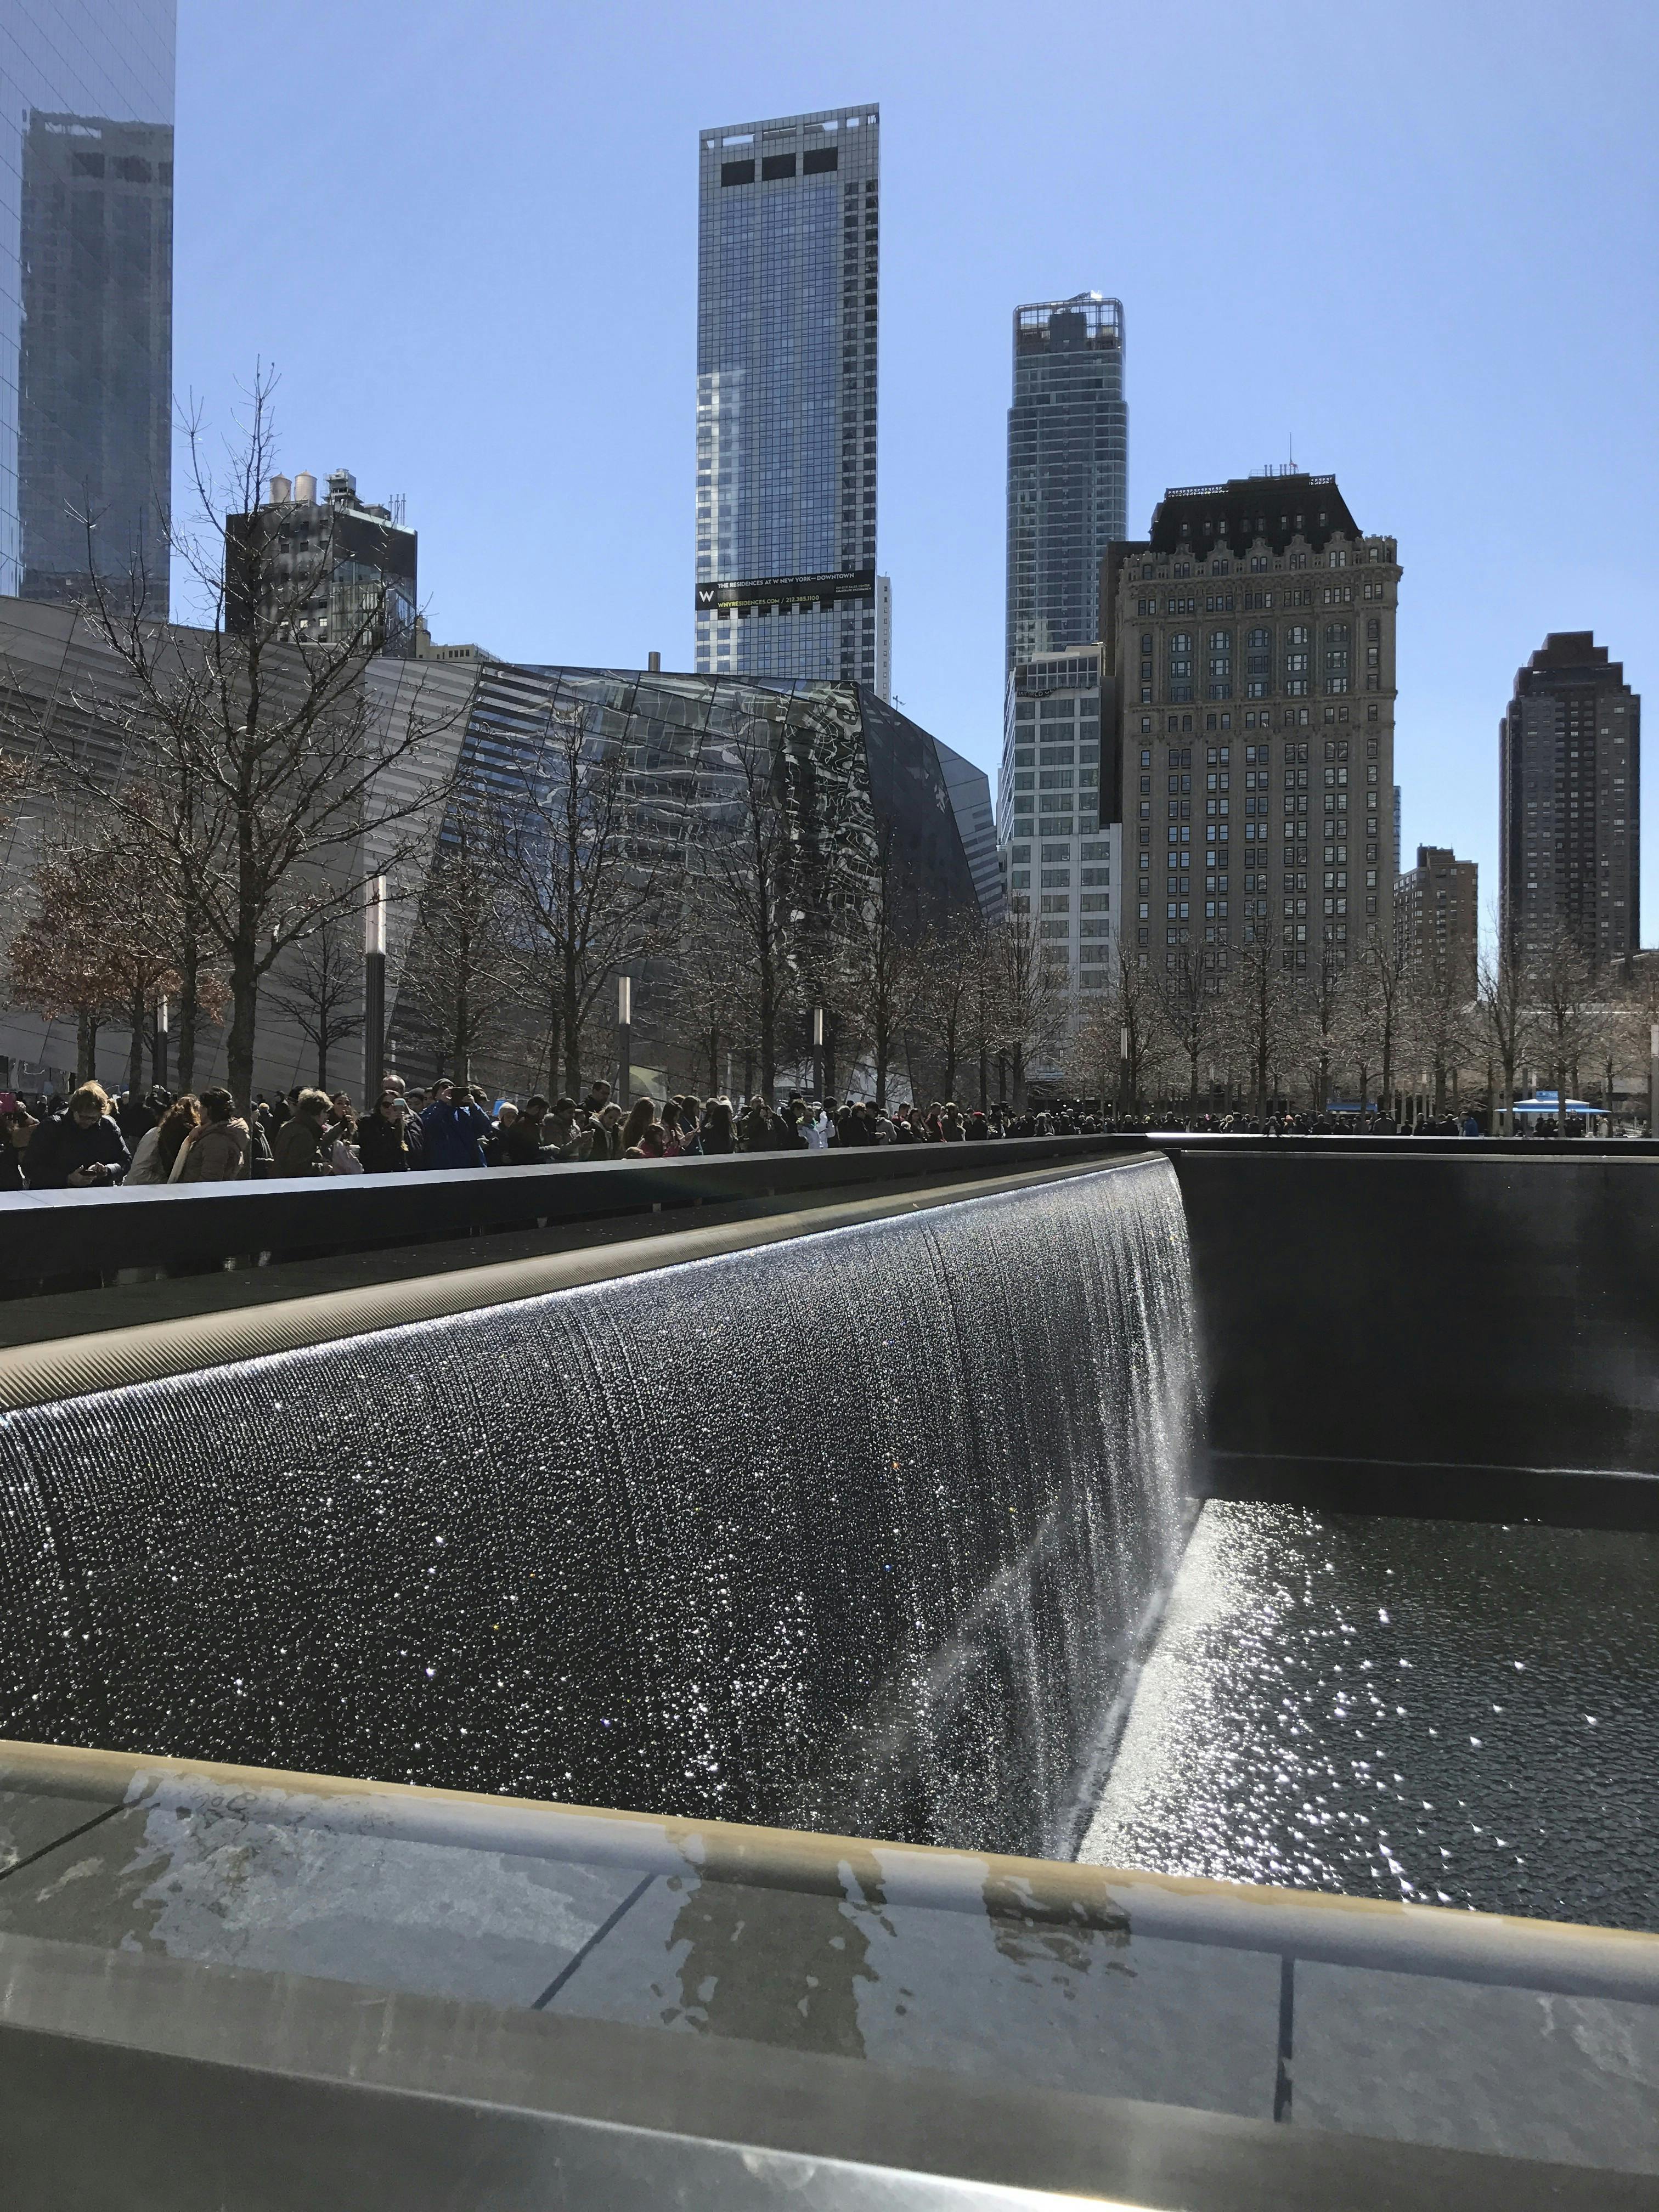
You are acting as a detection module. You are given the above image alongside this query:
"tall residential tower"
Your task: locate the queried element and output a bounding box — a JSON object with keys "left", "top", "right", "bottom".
{"left": 1500, "top": 632, "right": 1640, "bottom": 966}
{"left": 1395, "top": 844, "right": 1479, "bottom": 997}
{"left": 1, "top": 1, "right": 176, "bottom": 610}
{"left": 1006, "top": 295, "right": 1125, "bottom": 671}
{"left": 694, "top": 104, "right": 889, "bottom": 696}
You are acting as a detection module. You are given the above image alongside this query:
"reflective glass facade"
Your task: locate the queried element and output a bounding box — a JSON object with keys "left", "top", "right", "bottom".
{"left": 0, "top": 1, "right": 174, "bottom": 608}
{"left": 695, "top": 106, "right": 888, "bottom": 695}
{"left": 1006, "top": 295, "right": 1125, "bottom": 671}
{"left": 385, "top": 666, "right": 979, "bottom": 1070}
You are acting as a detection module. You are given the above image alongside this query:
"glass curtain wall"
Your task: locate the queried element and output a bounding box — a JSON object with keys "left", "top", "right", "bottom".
{"left": 0, "top": 0, "right": 176, "bottom": 609}
{"left": 695, "top": 106, "right": 880, "bottom": 690}
{"left": 1005, "top": 295, "right": 1125, "bottom": 672}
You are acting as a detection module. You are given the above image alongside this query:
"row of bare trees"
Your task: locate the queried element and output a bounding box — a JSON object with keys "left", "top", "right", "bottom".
{"left": 1070, "top": 919, "right": 1656, "bottom": 1123}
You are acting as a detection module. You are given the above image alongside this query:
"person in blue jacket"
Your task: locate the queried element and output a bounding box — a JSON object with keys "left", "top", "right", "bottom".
{"left": 417, "top": 1077, "right": 493, "bottom": 1170}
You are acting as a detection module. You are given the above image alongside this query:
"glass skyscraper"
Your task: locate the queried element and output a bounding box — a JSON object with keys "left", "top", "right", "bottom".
{"left": 1005, "top": 294, "right": 1126, "bottom": 670}
{"left": 695, "top": 104, "right": 889, "bottom": 697}
{"left": 1, "top": 2, "right": 175, "bottom": 610}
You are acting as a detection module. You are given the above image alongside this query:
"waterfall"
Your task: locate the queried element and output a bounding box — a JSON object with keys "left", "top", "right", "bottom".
{"left": 0, "top": 1158, "right": 1199, "bottom": 1858}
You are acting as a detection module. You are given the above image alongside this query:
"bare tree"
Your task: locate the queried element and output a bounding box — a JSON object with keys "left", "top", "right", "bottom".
{"left": 696, "top": 733, "right": 804, "bottom": 1105}
{"left": 912, "top": 910, "right": 984, "bottom": 1106}
{"left": 9, "top": 836, "right": 131, "bottom": 1079}
{"left": 1220, "top": 920, "right": 1297, "bottom": 1116}
{"left": 1474, "top": 915, "right": 1531, "bottom": 1136}
{"left": 1297, "top": 945, "right": 1356, "bottom": 1114}
{"left": 1528, "top": 921, "right": 1601, "bottom": 1134}
{"left": 1350, "top": 932, "right": 1410, "bottom": 1115}
{"left": 1113, "top": 939, "right": 1166, "bottom": 1115}
{"left": 1154, "top": 943, "right": 1218, "bottom": 1114}
{"left": 1065, "top": 992, "right": 1113, "bottom": 1105}
{"left": 499, "top": 696, "right": 669, "bottom": 1099}
{"left": 1403, "top": 940, "right": 1474, "bottom": 1118}
{"left": 267, "top": 910, "right": 363, "bottom": 1092}
{"left": 665, "top": 866, "right": 747, "bottom": 1099}
{"left": 23, "top": 370, "right": 460, "bottom": 1108}
{"left": 398, "top": 799, "right": 518, "bottom": 1087}
{"left": 0, "top": 747, "right": 29, "bottom": 834}
{"left": 5, "top": 812, "right": 221, "bottom": 1088}
{"left": 961, "top": 918, "right": 1006, "bottom": 1111}
{"left": 841, "top": 820, "right": 925, "bottom": 1111}
{"left": 1605, "top": 956, "right": 1659, "bottom": 1127}
{"left": 995, "top": 901, "right": 1068, "bottom": 1107}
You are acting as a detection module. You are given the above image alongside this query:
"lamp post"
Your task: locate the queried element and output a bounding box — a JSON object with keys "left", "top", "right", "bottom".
{"left": 812, "top": 1004, "right": 825, "bottom": 1106}
{"left": 1650, "top": 1022, "right": 1658, "bottom": 1140}
{"left": 154, "top": 996, "right": 169, "bottom": 1092}
{"left": 363, "top": 876, "right": 387, "bottom": 1103}
{"left": 617, "top": 974, "right": 632, "bottom": 1109}
{"left": 1119, "top": 1022, "right": 1131, "bottom": 1118}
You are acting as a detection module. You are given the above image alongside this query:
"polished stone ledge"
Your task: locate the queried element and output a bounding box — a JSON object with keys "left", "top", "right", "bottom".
{"left": 1, "top": 1738, "right": 1656, "bottom": 2201}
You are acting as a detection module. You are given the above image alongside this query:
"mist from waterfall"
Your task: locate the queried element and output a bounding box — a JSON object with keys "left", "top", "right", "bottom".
{"left": 0, "top": 1159, "right": 1199, "bottom": 1857}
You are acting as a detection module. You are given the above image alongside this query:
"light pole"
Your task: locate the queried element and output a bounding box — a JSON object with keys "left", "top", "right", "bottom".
{"left": 1650, "top": 1022, "right": 1658, "bottom": 1139}
{"left": 1119, "top": 1022, "right": 1131, "bottom": 1118}
{"left": 154, "top": 996, "right": 169, "bottom": 1093}
{"left": 363, "top": 876, "right": 387, "bottom": 1103}
{"left": 812, "top": 1005, "right": 825, "bottom": 1105}
{"left": 617, "top": 974, "right": 632, "bottom": 1109}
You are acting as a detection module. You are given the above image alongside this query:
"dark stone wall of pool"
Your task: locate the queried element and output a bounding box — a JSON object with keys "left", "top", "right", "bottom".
{"left": 1160, "top": 1145, "right": 1659, "bottom": 1527}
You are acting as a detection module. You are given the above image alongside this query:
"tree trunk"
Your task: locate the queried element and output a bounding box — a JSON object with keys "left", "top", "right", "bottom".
{"left": 128, "top": 987, "right": 145, "bottom": 1097}
{"left": 454, "top": 970, "right": 471, "bottom": 1088}
{"left": 978, "top": 1041, "right": 988, "bottom": 1111}
{"left": 226, "top": 944, "right": 259, "bottom": 1116}
{"left": 177, "top": 930, "right": 201, "bottom": 1095}
{"left": 76, "top": 1009, "right": 96, "bottom": 1086}
{"left": 561, "top": 956, "right": 582, "bottom": 1099}
{"left": 706, "top": 1025, "right": 720, "bottom": 1099}
{"left": 317, "top": 1032, "right": 329, "bottom": 1091}
{"left": 759, "top": 988, "right": 775, "bottom": 1103}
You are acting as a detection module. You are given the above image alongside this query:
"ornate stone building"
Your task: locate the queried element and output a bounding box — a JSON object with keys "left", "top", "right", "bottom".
{"left": 1100, "top": 471, "right": 1399, "bottom": 974}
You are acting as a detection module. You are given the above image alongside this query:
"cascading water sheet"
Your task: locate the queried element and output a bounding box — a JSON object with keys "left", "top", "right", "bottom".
{"left": 0, "top": 1159, "right": 1198, "bottom": 1857}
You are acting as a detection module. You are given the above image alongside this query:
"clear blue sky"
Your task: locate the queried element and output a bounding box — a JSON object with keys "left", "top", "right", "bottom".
{"left": 174, "top": 0, "right": 1659, "bottom": 943}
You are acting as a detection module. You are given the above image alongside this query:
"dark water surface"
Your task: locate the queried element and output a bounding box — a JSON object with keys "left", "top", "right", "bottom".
{"left": 1082, "top": 1501, "right": 1659, "bottom": 1931}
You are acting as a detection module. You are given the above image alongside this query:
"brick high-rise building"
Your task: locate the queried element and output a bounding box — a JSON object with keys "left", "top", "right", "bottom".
{"left": 1499, "top": 633, "right": 1640, "bottom": 966}
{"left": 1100, "top": 470, "right": 1399, "bottom": 976}
{"left": 1395, "top": 844, "right": 1478, "bottom": 996}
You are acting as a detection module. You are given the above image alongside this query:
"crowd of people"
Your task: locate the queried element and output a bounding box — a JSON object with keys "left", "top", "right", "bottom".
{"left": 0, "top": 1075, "right": 1131, "bottom": 1190}
{"left": 1, "top": 1075, "right": 1620, "bottom": 1192}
